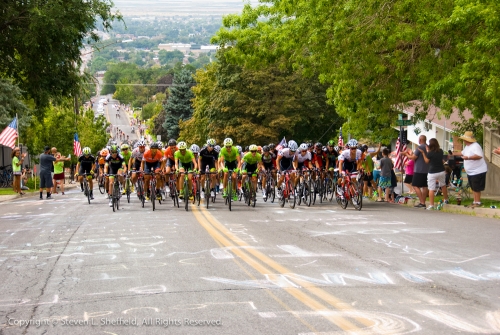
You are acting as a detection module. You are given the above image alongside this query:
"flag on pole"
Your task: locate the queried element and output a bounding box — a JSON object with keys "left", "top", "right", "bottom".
{"left": 394, "top": 130, "right": 408, "bottom": 170}
{"left": 0, "top": 117, "right": 18, "bottom": 149}
{"left": 74, "top": 133, "right": 82, "bottom": 157}
{"left": 276, "top": 137, "right": 287, "bottom": 151}
{"left": 338, "top": 127, "right": 344, "bottom": 148}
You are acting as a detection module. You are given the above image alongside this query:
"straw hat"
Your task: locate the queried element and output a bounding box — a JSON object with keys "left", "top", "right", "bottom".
{"left": 459, "top": 131, "right": 477, "bottom": 143}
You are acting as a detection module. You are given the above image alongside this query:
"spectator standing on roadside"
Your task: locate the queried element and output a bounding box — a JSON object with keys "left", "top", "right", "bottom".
{"left": 418, "top": 138, "right": 449, "bottom": 210}
{"left": 377, "top": 148, "right": 394, "bottom": 202}
{"left": 402, "top": 135, "right": 429, "bottom": 208}
{"left": 11, "top": 147, "right": 26, "bottom": 195}
{"left": 52, "top": 152, "right": 70, "bottom": 195}
{"left": 402, "top": 149, "right": 415, "bottom": 194}
{"left": 460, "top": 131, "right": 488, "bottom": 208}
{"left": 39, "top": 146, "right": 56, "bottom": 199}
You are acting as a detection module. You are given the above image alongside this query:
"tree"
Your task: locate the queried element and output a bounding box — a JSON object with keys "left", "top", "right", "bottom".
{"left": 158, "top": 50, "right": 185, "bottom": 66}
{"left": 211, "top": 0, "right": 500, "bottom": 140}
{"left": 0, "top": 79, "right": 30, "bottom": 131}
{"left": 0, "top": 0, "right": 121, "bottom": 109}
{"left": 180, "top": 50, "right": 342, "bottom": 146}
{"left": 162, "top": 69, "right": 196, "bottom": 139}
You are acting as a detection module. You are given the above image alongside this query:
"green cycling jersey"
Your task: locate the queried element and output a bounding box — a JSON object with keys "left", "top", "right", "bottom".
{"left": 175, "top": 149, "right": 195, "bottom": 164}
{"left": 220, "top": 147, "right": 240, "bottom": 162}
{"left": 243, "top": 152, "right": 262, "bottom": 165}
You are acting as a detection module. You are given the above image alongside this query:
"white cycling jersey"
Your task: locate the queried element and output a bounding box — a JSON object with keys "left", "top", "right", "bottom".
{"left": 339, "top": 149, "right": 362, "bottom": 162}
{"left": 295, "top": 151, "right": 311, "bottom": 163}
{"left": 278, "top": 148, "right": 297, "bottom": 160}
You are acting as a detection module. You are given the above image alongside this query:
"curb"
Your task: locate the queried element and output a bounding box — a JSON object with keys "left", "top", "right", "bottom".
{"left": 406, "top": 198, "right": 499, "bottom": 219}
{"left": 0, "top": 183, "right": 80, "bottom": 203}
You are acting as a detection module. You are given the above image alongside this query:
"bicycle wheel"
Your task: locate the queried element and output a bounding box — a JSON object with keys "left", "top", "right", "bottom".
{"left": 195, "top": 179, "right": 201, "bottom": 206}
{"left": 99, "top": 176, "right": 106, "bottom": 194}
{"left": 312, "top": 180, "right": 318, "bottom": 205}
{"left": 227, "top": 178, "right": 232, "bottom": 211}
{"left": 296, "top": 181, "right": 303, "bottom": 206}
{"left": 351, "top": 182, "right": 363, "bottom": 211}
{"left": 171, "top": 181, "right": 179, "bottom": 208}
{"left": 151, "top": 185, "right": 156, "bottom": 211}
{"left": 112, "top": 197, "right": 116, "bottom": 212}
{"left": 269, "top": 178, "right": 276, "bottom": 203}
{"left": 304, "top": 179, "right": 312, "bottom": 207}
{"left": 287, "top": 179, "right": 296, "bottom": 209}
{"left": 205, "top": 178, "right": 210, "bottom": 209}
{"left": 84, "top": 180, "right": 91, "bottom": 204}
{"left": 126, "top": 179, "right": 131, "bottom": 203}
{"left": 327, "top": 177, "right": 335, "bottom": 202}
{"left": 137, "top": 180, "right": 145, "bottom": 208}
{"left": 251, "top": 186, "right": 256, "bottom": 207}
{"left": 184, "top": 178, "right": 189, "bottom": 211}
{"left": 340, "top": 184, "right": 349, "bottom": 209}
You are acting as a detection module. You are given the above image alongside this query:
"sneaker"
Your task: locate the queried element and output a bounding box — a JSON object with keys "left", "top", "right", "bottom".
{"left": 210, "top": 190, "right": 215, "bottom": 198}
{"left": 109, "top": 199, "right": 113, "bottom": 207}
{"left": 156, "top": 193, "right": 162, "bottom": 200}
{"left": 46, "top": 195, "right": 52, "bottom": 199}
{"left": 90, "top": 193, "right": 94, "bottom": 200}
{"left": 179, "top": 191, "right": 184, "bottom": 199}
{"left": 146, "top": 196, "right": 150, "bottom": 201}
{"left": 414, "top": 203, "right": 426, "bottom": 208}
{"left": 426, "top": 205, "right": 435, "bottom": 210}
{"left": 122, "top": 189, "right": 126, "bottom": 195}
{"left": 262, "top": 190, "right": 267, "bottom": 198}
{"left": 232, "top": 193, "right": 238, "bottom": 201}
{"left": 222, "top": 191, "right": 227, "bottom": 198}
{"left": 200, "top": 191, "right": 205, "bottom": 199}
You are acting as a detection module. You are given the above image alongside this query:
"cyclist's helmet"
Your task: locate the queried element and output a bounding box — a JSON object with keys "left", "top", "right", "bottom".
{"left": 327, "top": 139, "right": 335, "bottom": 146}
{"left": 150, "top": 143, "right": 159, "bottom": 149}
{"left": 223, "top": 138, "right": 233, "bottom": 146}
{"left": 101, "top": 149, "right": 109, "bottom": 157}
{"left": 137, "top": 139, "right": 146, "bottom": 147}
{"left": 190, "top": 144, "right": 200, "bottom": 153}
{"left": 244, "top": 146, "right": 249, "bottom": 152}
{"left": 334, "top": 146, "right": 340, "bottom": 152}
{"left": 156, "top": 141, "right": 163, "bottom": 149}
{"left": 249, "top": 144, "right": 258, "bottom": 152}
{"left": 315, "top": 142, "right": 322, "bottom": 149}
{"left": 361, "top": 144, "right": 369, "bottom": 152}
{"left": 236, "top": 145, "right": 242, "bottom": 154}
{"left": 82, "top": 147, "right": 91, "bottom": 155}
{"left": 299, "top": 143, "right": 308, "bottom": 151}
{"left": 168, "top": 139, "right": 177, "bottom": 146}
{"left": 322, "top": 146, "right": 327, "bottom": 152}
{"left": 268, "top": 143, "right": 275, "bottom": 150}
{"left": 110, "top": 145, "right": 118, "bottom": 153}
{"left": 214, "top": 145, "right": 221, "bottom": 153}
{"left": 288, "top": 141, "right": 298, "bottom": 151}
{"left": 110, "top": 140, "right": 117, "bottom": 146}
{"left": 346, "top": 139, "right": 358, "bottom": 148}
{"left": 207, "top": 138, "right": 216, "bottom": 146}
{"left": 262, "top": 145, "right": 270, "bottom": 153}
{"left": 177, "top": 141, "right": 187, "bottom": 150}
{"left": 120, "top": 144, "right": 129, "bottom": 150}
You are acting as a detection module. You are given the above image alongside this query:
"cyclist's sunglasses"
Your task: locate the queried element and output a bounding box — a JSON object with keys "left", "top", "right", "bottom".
{"left": 290, "top": 150, "right": 296, "bottom": 153}
{"left": 250, "top": 150, "right": 257, "bottom": 153}
{"left": 111, "top": 151, "right": 118, "bottom": 154}
{"left": 122, "top": 148, "right": 128, "bottom": 151}
{"left": 225, "top": 145, "right": 232, "bottom": 148}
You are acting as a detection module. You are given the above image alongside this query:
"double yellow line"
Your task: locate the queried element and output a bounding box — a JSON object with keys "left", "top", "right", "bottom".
{"left": 192, "top": 206, "right": 373, "bottom": 332}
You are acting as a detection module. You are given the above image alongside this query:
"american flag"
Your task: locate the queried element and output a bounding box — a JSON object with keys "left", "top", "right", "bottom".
{"left": 394, "top": 130, "right": 408, "bottom": 170}
{"left": 74, "top": 133, "right": 82, "bottom": 156}
{"left": 0, "top": 117, "right": 18, "bottom": 149}
{"left": 338, "top": 127, "right": 344, "bottom": 148}
{"left": 276, "top": 137, "right": 286, "bottom": 151}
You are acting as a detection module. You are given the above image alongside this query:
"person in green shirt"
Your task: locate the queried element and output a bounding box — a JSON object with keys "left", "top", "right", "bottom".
{"left": 174, "top": 141, "right": 198, "bottom": 198}
{"left": 11, "top": 147, "right": 26, "bottom": 195}
{"left": 218, "top": 138, "right": 241, "bottom": 201}
{"left": 361, "top": 143, "right": 381, "bottom": 198}
{"left": 241, "top": 144, "right": 264, "bottom": 198}
{"left": 53, "top": 152, "right": 71, "bottom": 195}
{"left": 120, "top": 143, "right": 132, "bottom": 194}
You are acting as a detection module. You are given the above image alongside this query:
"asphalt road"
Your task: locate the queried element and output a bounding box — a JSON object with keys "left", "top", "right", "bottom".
{"left": 0, "top": 186, "right": 499, "bottom": 334}
{"left": 94, "top": 95, "right": 139, "bottom": 143}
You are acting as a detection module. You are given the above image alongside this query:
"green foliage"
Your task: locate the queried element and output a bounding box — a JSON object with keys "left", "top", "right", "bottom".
{"left": 0, "top": 0, "right": 121, "bottom": 108}
{"left": 211, "top": 0, "right": 500, "bottom": 141}
{"left": 0, "top": 79, "right": 30, "bottom": 131}
{"left": 162, "top": 69, "right": 196, "bottom": 139}
{"left": 158, "top": 50, "right": 185, "bottom": 66}
{"left": 180, "top": 50, "right": 342, "bottom": 146}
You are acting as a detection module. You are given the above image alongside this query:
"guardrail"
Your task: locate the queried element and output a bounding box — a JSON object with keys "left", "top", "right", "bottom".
{"left": 484, "top": 123, "right": 500, "bottom": 168}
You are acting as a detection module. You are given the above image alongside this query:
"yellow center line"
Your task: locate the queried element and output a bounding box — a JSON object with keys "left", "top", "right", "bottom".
{"left": 192, "top": 206, "right": 363, "bottom": 331}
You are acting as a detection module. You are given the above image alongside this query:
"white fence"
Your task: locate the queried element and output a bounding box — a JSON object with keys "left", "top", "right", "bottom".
{"left": 484, "top": 123, "right": 500, "bottom": 167}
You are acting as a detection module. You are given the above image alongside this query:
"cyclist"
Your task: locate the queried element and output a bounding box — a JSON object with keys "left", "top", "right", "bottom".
{"left": 276, "top": 140, "right": 299, "bottom": 192}
{"left": 218, "top": 138, "right": 241, "bottom": 201}
{"left": 104, "top": 145, "right": 127, "bottom": 207}
{"left": 190, "top": 144, "right": 200, "bottom": 163}
{"left": 260, "top": 145, "right": 276, "bottom": 198}
{"left": 338, "top": 139, "right": 363, "bottom": 194}
{"left": 164, "top": 139, "right": 177, "bottom": 175}
{"left": 241, "top": 144, "right": 264, "bottom": 199}
{"left": 120, "top": 143, "right": 132, "bottom": 194}
{"left": 141, "top": 142, "right": 164, "bottom": 201}
{"left": 360, "top": 143, "right": 381, "bottom": 198}
{"left": 130, "top": 140, "right": 146, "bottom": 192}
{"left": 325, "top": 140, "right": 340, "bottom": 179}
{"left": 75, "top": 147, "right": 96, "bottom": 200}
{"left": 174, "top": 141, "right": 198, "bottom": 199}
{"left": 198, "top": 139, "right": 219, "bottom": 199}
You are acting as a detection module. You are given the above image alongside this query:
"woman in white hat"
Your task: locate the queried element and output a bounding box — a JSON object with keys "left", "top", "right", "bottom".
{"left": 460, "top": 131, "right": 487, "bottom": 207}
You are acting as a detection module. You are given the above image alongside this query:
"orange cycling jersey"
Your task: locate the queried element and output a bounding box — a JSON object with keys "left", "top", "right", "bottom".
{"left": 143, "top": 150, "right": 163, "bottom": 163}
{"left": 164, "top": 146, "right": 177, "bottom": 160}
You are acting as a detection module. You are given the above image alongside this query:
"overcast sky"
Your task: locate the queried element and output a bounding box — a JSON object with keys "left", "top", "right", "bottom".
{"left": 113, "top": 0, "right": 261, "bottom": 16}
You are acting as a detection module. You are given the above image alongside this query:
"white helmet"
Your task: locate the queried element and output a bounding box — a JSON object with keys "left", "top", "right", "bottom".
{"left": 223, "top": 138, "right": 233, "bottom": 146}
{"left": 249, "top": 144, "right": 258, "bottom": 151}
{"left": 137, "top": 139, "right": 146, "bottom": 147}
{"left": 82, "top": 147, "right": 91, "bottom": 155}
{"left": 177, "top": 141, "right": 188, "bottom": 150}
{"left": 236, "top": 145, "right": 242, "bottom": 154}
{"left": 190, "top": 144, "right": 200, "bottom": 153}
{"left": 346, "top": 139, "right": 358, "bottom": 148}
{"left": 299, "top": 143, "right": 308, "bottom": 151}
{"left": 288, "top": 140, "right": 298, "bottom": 151}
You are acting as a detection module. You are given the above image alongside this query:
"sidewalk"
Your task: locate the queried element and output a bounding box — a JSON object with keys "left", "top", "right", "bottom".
{"left": 0, "top": 182, "right": 80, "bottom": 203}
{"left": 404, "top": 196, "right": 500, "bottom": 219}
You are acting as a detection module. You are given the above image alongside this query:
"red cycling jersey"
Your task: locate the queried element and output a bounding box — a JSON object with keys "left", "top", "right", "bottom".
{"left": 143, "top": 150, "right": 163, "bottom": 163}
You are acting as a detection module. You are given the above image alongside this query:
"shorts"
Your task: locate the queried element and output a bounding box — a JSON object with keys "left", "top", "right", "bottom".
{"left": 403, "top": 174, "right": 413, "bottom": 184}
{"left": 53, "top": 172, "right": 65, "bottom": 180}
{"left": 242, "top": 162, "right": 258, "bottom": 175}
{"left": 40, "top": 172, "right": 53, "bottom": 188}
{"left": 468, "top": 172, "right": 486, "bottom": 192}
{"left": 200, "top": 161, "right": 216, "bottom": 174}
{"left": 78, "top": 168, "right": 94, "bottom": 178}
{"left": 166, "top": 158, "right": 175, "bottom": 168}
{"left": 372, "top": 170, "right": 380, "bottom": 184}
{"left": 412, "top": 172, "right": 428, "bottom": 188}
{"left": 263, "top": 162, "right": 274, "bottom": 171}
{"left": 427, "top": 171, "right": 446, "bottom": 191}
{"left": 108, "top": 167, "right": 121, "bottom": 175}
{"left": 224, "top": 161, "right": 238, "bottom": 172}
{"left": 363, "top": 172, "right": 374, "bottom": 182}
{"left": 179, "top": 162, "right": 194, "bottom": 171}
{"left": 133, "top": 160, "right": 141, "bottom": 171}
{"left": 378, "top": 176, "right": 392, "bottom": 189}
{"left": 279, "top": 159, "right": 292, "bottom": 171}
{"left": 144, "top": 161, "right": 160, "bottom": 174}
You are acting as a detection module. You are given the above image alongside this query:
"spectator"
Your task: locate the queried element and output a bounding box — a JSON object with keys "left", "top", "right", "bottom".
{"left": 460, "top": 131, "right": 488, "bottom": 208}
{"left": 418, "top": 138, "right": 449, "bottom": 210}
{"left": 361, "top": 143, "right": 381, "bottom": 198}
{"left": 377, "top": 148, "right": 394, "bottom": 202}
{"left": 52, "top": 152, "right": 70, "bottom": 195}
{"left": 11, "top": 147, "right": 26, "bottom": 195}
{"left": 402, "top": 135, "right": 429, "bottom": 208}
{"left": 39, "top": 146, "right": 56, "bottom": 199}
{"left": 21, "top": 166, "right": 30, "bottom": 190}
{"left": 402, "top": 149, "right": 415, "bottom": 194}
